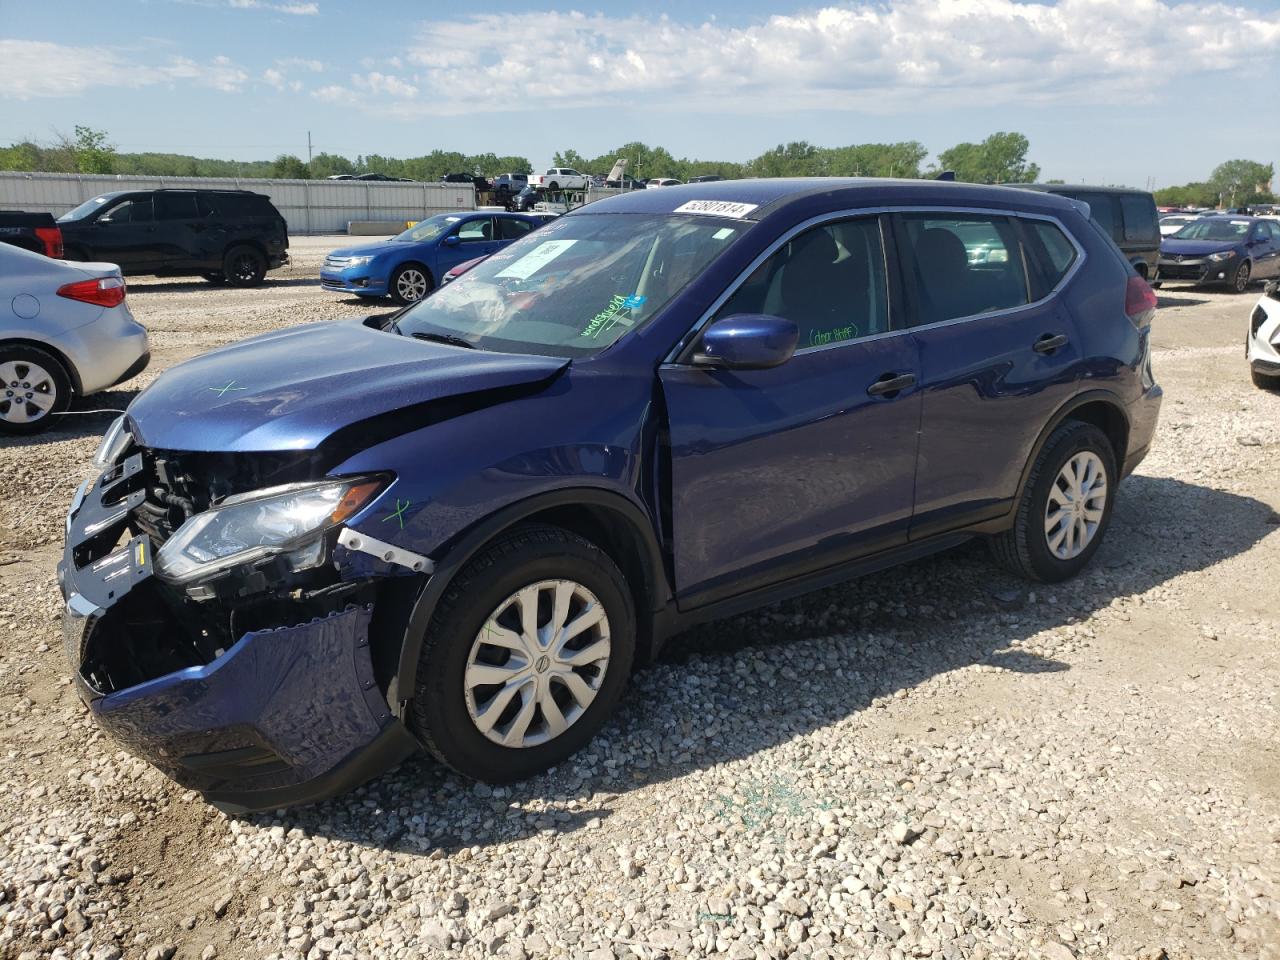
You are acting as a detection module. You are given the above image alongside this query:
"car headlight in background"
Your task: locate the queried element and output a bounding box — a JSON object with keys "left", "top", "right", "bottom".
{"left": 154, "top": 477, "right": 385, "bottom": 584}
{"left": 1207, "top": 251, "right": 1233, "bottom": 262}
{"left": 344, "top": 256, "right": 375, "bottom": 268}
{"left": 92, "top": 416, "right": 131, "bottom": 469}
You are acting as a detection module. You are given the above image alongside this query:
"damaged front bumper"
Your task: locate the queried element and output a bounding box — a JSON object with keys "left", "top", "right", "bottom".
{"left": 58, "top": 463, "right": 420, "bottom": 814}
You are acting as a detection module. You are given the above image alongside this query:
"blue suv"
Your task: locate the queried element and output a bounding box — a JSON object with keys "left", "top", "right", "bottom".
{"left": 60, "top": 179, "right": 1162, "bottom": 811}
{"left": 321, "top": 211, "right": 542, "bottom": 304}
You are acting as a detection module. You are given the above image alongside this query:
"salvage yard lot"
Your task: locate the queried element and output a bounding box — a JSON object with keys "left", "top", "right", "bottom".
{"left": 1, "top": 235, "right": 1278, "bottom": 960}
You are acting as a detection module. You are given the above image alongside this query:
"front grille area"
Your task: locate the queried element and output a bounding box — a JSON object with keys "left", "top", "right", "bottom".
{"left": 1159, "top": 262, "right": 1205, "bottom": 280}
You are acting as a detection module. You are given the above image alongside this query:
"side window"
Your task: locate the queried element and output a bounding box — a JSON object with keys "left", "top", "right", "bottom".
{"left": 104, "top": 197, "right": 153, "bottom": 223}
{"left": 498, "top": 217, "right": 533, "bottom": 241}
{"left": 715, "top": 217, "right": 889, "bottom": 350}
{"left": 1264, "top": 222, "right": 1280, "bottom": 243}
{"left": 897, "top": 213, "right": 1029, "bottom": 325}
{"left": 1120, "top": 195, "right": 1157, "bottom": 243}
{"left": 1078, "top": 193, "right": 1119, "bottom": 241}
{"left": 1023, "top": 219, "right": 1078, "bottom": 299}
{"left": 156, "top": 192, "right": 199, "bottom": 220}
{"left": 457, "top": 218, "right": 492, "bottom": 242}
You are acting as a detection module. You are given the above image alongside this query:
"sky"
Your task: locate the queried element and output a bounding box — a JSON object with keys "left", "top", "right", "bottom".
{"left": 1, "top": 0, "right": 1278, "bottom": 189}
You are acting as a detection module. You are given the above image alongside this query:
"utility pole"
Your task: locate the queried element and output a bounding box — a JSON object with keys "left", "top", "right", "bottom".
{"left": 307, "top": 131, "right": 313, "bottom": 171}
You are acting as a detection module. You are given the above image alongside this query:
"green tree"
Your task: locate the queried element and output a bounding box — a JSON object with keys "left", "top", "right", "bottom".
{"left": 271, "top": 154, "right": 310, "bottom": 179}
{"left": 1208, "top": 159, "right": 1275, "bottom": 206}
{"left": 310, "top": 152, "right": 356, "bottom": 179}
{"left": 552, "top": 149, "right": 589, "bottom": 170}
{"left": 61, "top": 126, "right": 115, "bottom": 174}
{"left": 935, "top": 132, "right": 1040, "bottom": 184}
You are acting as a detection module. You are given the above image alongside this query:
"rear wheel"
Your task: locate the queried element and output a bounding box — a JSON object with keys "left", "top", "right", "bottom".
{"left": 990, "top": 420, "right": 1117, "bottom": 582}
{"left": 0, "top": 345, "right": 72, "bottom": 434}
{"left": 1231, "top": 260, "right": 1252, "bottom": 293}
{"left": 408, "top": 524, "right": 635, "bottom": 782}
{"left": 223, "top": 246, "right": 266, "bottom": 287}
{"left": 1252, "top": 367, "right": 1280, "bottom": 390}
{"left": 389, "top": 263, "right": 431, "bottom": 304}
{"left": 547, "top": 181, "right": 559, "bottom": 191}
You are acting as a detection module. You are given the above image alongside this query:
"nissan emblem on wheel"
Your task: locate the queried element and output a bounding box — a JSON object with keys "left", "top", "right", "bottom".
{"left": 59, "top": 178, "right": 1161, "bottom": 812}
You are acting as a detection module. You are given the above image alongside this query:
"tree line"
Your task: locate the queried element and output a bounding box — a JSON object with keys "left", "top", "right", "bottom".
{"left": 1153, "top": 160, "right": 1275, "bottom": 208}
{"left": 1, "top": 128, "right": 1043, "bottom": 185}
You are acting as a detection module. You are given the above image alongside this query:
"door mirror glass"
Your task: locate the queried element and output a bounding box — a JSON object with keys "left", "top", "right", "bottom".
{"left": 694, "top": 314, "right": 798, "bottom": 370}
{"left": 442, "top": 234, "right": 461, "bottom": 247}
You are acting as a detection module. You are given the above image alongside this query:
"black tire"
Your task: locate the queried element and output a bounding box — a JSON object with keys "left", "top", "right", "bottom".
{"left": 1252, "top": 368, "right": 1280, "bottom": 390}
{"left": 989, "top": 420, "right": 1117, "bottom": 583}
{"left": 202, "top": 272, "right": 225, "bottom": 284}
{"left": 407, "top": 524, "right": 636, "bottom": 783}
{"left": 1231, "top": 260, "right": 1252, "bottom": 293}
{"left": 223, "top": 245, "right": 266, "bottom": 287}
{"left": 0, "top": 344, "right": 72, "bottom": 435}
{"left": 389, "top": 262, "right": 432, "bottom": 305}
{"left": 547, "top": 181, "right": 559, "bottom": 191}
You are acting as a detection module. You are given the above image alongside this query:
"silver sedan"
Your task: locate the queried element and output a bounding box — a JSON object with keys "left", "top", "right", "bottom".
{"left": 1, "top": 244, "right": 149, "bottom": 433}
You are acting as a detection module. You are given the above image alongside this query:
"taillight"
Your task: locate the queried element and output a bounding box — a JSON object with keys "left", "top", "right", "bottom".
{"left": 35, "top": 226, "right": 63, "bottom": 259}
{"left": 1125, "top": 275, "right": 1157, "bottom": 328}
{"left": 57, "top": 276, "right": 126, "bottom": 308}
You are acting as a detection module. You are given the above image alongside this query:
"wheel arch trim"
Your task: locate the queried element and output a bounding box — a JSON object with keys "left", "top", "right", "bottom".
{"left": 1013, "top": 389, "right": 1131, "bottom": 506}
{"left": 0, "top": 337, "right": 82, "bottom": 395}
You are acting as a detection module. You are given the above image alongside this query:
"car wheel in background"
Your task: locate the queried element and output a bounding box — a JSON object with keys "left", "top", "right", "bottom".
{"left": 0, "top": 345, "right": 72, "bottom": 435}
{"left": 989, "top": 420, "right": 1117, "bottom": 583}
{"left": 548, "top": 181, "right": 559, "bottom": 191}
{"left": 1252, "top": 368, "right": 1279, "bottom": 390}
{"left": 202, "top": 272, "right": 225, "bottom": 284}
{"left": 1231, "top": 261, "right": 1252, "bottom": 293}
{"left": 408, "top": 524, "right": 635, "bottom": 783}
{"left": 390, "top": 263, "right": 431, "bottom": 305}
{"left": 223, "top": 246, "right": 267, "bottom": 287}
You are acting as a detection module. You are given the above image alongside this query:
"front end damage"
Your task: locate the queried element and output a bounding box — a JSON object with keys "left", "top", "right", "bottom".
{"left": 58, "top": 443, "right": 423, "bottom": 813}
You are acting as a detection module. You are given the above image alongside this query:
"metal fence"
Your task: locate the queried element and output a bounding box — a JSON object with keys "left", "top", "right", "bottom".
{"left": 0, "top": 172, "right": 477, "bottom": 234}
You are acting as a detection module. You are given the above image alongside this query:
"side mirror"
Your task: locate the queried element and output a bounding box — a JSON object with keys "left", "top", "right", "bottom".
{"left": 693, "top": 314, "right": 798, "bottom": 370}
{"left": 442, "top": 235, "right": 461, "bottom": 247}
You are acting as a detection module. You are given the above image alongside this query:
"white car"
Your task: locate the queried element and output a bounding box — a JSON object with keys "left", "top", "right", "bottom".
{"left": 1248, "top": 280, "right": 1280, "bottom": 389}
{"left": 1160, "top": 214, "right": 1201, "bottom": 237}
{"left": 646, "top": 178, "right": 683, "bottom": 188}
{"left": 1, "top": 243, "right": 149, "bottom": 433}
{"left": 527, "top": 168, "right": 588, "bottom": 191}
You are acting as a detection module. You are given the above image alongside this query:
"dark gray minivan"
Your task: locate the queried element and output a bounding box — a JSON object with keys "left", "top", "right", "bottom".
{"left": 1022, "top": 185, "right": 1160, "bottom": 280}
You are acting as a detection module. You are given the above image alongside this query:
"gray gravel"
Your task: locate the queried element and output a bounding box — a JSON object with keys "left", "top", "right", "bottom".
{"left": 1, "top": 256, "right": 1278, "bottom": 959}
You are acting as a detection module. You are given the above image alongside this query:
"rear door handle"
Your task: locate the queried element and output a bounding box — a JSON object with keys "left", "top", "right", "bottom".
{"left": 1033, "top": 333, "right": 1069, "bottom": 354}
{"left": 867, "top": 372, "right": 917, "bottom": 397}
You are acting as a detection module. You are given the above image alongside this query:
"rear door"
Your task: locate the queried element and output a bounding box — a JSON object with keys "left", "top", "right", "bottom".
{"left": 1251, "top": 221, "right": 1280, "bottom": 278}
{"left": 1118, "top": 193, "right": 1160, "bottom": 277}
{"left": 153, "top": 191, "right": 205, "bottom": 268}
{"left": 893, "top": 210, "right": 1084, "bottom": 538}
{"left": 658, "top": 214, "right": 923, "bottom": 606}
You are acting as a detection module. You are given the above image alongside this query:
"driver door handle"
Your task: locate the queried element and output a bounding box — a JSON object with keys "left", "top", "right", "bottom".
{"left": 1033, "top": 333, "right": 1069, "bottom": 354}
{"left": 867, "top": 372, "right": 916, "bottom": 397}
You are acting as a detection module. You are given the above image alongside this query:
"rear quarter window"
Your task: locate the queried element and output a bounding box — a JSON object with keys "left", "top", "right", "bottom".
{"left": 1022, "top": 219, "right": 1079, "bottom": 300}
{"left": 1120, "top": 195, "right": 1158, "bottom": 244}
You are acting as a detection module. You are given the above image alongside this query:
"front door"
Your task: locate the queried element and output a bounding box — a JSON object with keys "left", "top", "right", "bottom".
{"left": 442, "top": 216, "right": 499, "bottom": 273}
{"left": 658, "top": 215, "right": 922, "bottom": 607}
{"left": 90, "top": 195, "right": 159, "bottom": 271}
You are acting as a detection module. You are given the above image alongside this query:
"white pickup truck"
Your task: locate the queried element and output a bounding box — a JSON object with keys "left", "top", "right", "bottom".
{"left": 527, "top": 168, "right": 589, "bottom": 191}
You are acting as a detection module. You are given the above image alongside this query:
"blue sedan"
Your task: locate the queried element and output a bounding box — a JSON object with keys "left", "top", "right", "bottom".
{"left": 321, "top": 211, "right": 542, "bottom": 304}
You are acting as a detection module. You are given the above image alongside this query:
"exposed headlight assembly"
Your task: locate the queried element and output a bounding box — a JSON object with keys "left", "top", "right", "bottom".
{"left": 154, "top": 477, "right": 384, "bottom": 584}
{"left": 1207, "top": 251, "right": 1233, "bottom": 262}
{"left": 92, "top": 416, "right": 131, "bottom": 469}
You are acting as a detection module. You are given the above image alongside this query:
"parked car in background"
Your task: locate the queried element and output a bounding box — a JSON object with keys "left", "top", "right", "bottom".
{"left": 606, "top": 175, "right": 647, "bottom": 190}
{"left": 0, "top": 211, "right": 63, "bottom": 258}
{"left": 646, "top": 178, "right": 683, "bottom": 188}
{"left": 320, "top": 211, "right": 542, "bottom": 304}
{"left": 1020, "top": 185, "right": 1160, "bottom": 280}
{"left": 57, "top": 189, "right": 289, "bottom": 286}
{"left": 442, "top": 173, "right": 491, "bottom": 193}
{"left": 1248, "top": 281, "right": 1280, "bottom": 388}
{"left": 492, "top": 173, "right": 528, "bottom": 197}
{"left": 1157, "top": 216, "right": 1280, "bottom": 292}
{"left": 1, "top": 243, "right": 149, "bottom": 434}
{"left": 508, "top": 185, "right": 544, "bottom": 212}
{"left": 687, "top": 175, "right": 725, "bottom": 183}
{"left": 326, "top": 174, "right": 355, "bottom": 180}
{"left": 59, "top": 178, "right": 1160, "bottom": 811}
{"left": 1160, "top": 213, "right": 1201, "bottom": 236}
{"left": 528, "top": 168, "right": 588, "bottom": 191}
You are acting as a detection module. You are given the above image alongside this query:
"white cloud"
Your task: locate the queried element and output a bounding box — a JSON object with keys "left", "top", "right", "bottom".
{"left": 277, "top": 57, "right": 325, "bottom": 72}
{"left": 228, "top": 0, "right": 318, "bottom": 14}
{"left": 0, "top": 41, "right": 252, "bottom": 98}
{"left": 387, "top": 0, "right": 1279, "bottom": 114}
{"left": 353, "top": 71, "right": 418, "bottom": 98}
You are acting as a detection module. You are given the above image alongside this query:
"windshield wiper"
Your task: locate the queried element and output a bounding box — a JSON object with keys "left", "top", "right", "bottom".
{"left": 411, "top": 331, "right": 476, "bottom": 349}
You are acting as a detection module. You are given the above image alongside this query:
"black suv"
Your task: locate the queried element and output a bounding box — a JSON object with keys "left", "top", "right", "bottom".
{"left": 1021, "top": 185, "right": 1160, "bottom": 280}
{"left": 57, "top": 189, "right": 289, "bottom": 286}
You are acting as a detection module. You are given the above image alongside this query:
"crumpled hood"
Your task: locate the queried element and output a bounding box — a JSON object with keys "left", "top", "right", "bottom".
{"left": 127, "top": 319, "right": 568, "bottom": 452}
{"left": 1161, "top": 238, "right": 1239, "bottom": 257}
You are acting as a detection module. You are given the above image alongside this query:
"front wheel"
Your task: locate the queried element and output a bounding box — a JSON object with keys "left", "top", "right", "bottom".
{"left": 224, "top": 246, "right": 266, "bottom": 287}
{"left": 0, "top": 345, "right": 72, "bottom": 434}
{"left": 408, "top": 524, "right": 635, "bottom": 782}
{"left": 990, "top": 420, "right": 1117, "bottom": 582}
{"left": 389, "top": 263, "right": 432, "bottom": 304}
{"left": 1252, "top": 367, "right": 1280, "bottom": 390}
{"left": 1231, "top": 260, "right": 1252, "bottom": 293}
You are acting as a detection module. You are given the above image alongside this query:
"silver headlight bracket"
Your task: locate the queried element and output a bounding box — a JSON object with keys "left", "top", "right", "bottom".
{"left": 337, "top": 528, "right": 433, "bottom": 574}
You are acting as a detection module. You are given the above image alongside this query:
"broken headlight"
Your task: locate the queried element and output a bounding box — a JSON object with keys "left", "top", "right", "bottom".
{"left": 153, "top": 477, "right": 384, "bottom": 584}
{"left": 92, "top": 416, "right": 131, "bottom": 469}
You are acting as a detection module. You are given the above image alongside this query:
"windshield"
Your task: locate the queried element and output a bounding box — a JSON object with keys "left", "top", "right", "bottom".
{"left": 1173, "top": 219, "right": 1251, "bottom": 241}
{"left": 395, "top": 212, "right": 751, "bottom": 358}
{"left": 59, "top": 196, "right": 114, "bottom": 222}
{"left": 394, "top": 214, "right": 463, "bottom": 243}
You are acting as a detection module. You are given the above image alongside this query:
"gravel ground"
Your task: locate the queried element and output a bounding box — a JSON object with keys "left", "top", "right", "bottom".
{"left": 1, "top": 240, "right": 1278, "bottom": 960}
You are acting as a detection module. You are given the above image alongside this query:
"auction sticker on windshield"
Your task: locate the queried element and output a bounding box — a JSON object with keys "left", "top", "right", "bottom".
{"left": 495, "top": 239, "right": 578, "bottom": 280}
{"left": 673, "top": 200, "right": 759, "bottom": 218}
